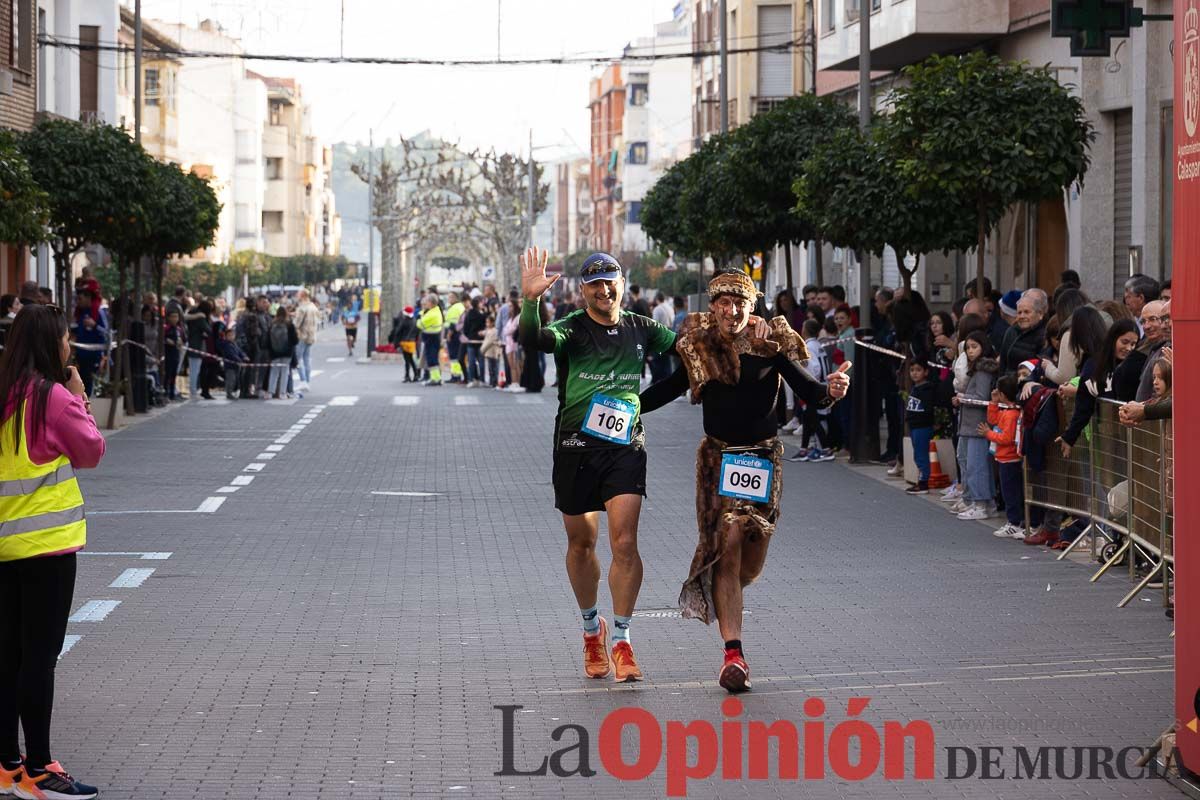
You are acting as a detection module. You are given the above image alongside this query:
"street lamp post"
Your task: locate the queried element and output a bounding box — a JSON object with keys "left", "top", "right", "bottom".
{"left": 851, "top": 0, "right": 880, "bottom": 464}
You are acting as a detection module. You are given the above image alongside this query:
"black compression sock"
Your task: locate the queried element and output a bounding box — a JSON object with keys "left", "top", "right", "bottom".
{"left": 725, "top": 639, "right": 743, "bottom": 655}
{"left": 1, "top": 759, "right": 22, "bottom": 769}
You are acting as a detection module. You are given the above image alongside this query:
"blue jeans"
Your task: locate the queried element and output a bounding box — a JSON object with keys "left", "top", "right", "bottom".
{"left": 959, "top": 436, "right": 994, "bottom": 503}
{"left": 910, "top": 427, "right": 933, "bottom": 482}
{"left": 997, "top": 461, "right": 1024, "bottom": 526}
{"left": 467, "top": 344, "right": 483, "bottom": 382}
{"left": 295, "top": 340, "right": 312, "bottom": 383}
{"left": 188, "top": 355, "right": 203, "bottom": 397}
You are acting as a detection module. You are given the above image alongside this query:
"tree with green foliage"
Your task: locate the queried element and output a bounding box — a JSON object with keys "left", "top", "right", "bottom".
{"left": 0, "top": 130, "right": 50, "bottom": 247}
{"left": 19, "top": 120, "right": 156, "bottom": 309}
{"left": 723, "top": 95, "right": 856, "bottom": 290}
{"left": 795, "top": 126, "right": 978, "bottom": 293}
{"left": 881, "top": 52, "right": 1094, "bottom": 297}
{"left": 146, "top": 163, "right": 222, "bottom": 313}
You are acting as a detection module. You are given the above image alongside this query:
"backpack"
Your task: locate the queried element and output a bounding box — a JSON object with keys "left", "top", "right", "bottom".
{"left": 269, "top": 322, "right": 290, "bottom": 354}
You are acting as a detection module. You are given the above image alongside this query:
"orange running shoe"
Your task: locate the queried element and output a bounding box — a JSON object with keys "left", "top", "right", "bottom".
{"left": 719, "top": 648, "right": 751, "bottom": 693}
{"left": 611, "top": 641, "right": 644, "bottom": 682}
{"left": 583, "top": 617, "right": 612, "bottom": 678}
{"left": 13, "top": 761, "right": 98, "bottom": 799}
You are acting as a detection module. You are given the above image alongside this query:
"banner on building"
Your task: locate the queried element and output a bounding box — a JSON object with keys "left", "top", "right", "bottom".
{"left": 1173, "top": 0, "right": 1200, "bottom": 779}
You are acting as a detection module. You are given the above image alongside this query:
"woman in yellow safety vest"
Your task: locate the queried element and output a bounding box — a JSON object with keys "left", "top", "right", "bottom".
{"left": 0, "top": 304, "right": 105, "bottom": 800}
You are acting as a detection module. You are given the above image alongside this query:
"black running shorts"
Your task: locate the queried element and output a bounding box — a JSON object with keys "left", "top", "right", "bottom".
{"left": 345, "top": 327, "right": 358, "bottom": 341}
{"left": 552, "top": 446, "right": 647, "bottom": 516}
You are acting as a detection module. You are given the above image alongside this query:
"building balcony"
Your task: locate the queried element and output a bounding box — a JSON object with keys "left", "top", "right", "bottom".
{"left": 819, "top": 0, "right": 1009, "bottom": 72}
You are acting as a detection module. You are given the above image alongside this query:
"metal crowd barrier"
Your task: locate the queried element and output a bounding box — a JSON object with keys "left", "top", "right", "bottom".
{"left": 1023, "top": 395, "right": 1173, "bottom": 609}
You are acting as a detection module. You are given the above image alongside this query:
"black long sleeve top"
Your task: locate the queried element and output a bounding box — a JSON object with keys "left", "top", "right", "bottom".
{"left": 640, "top": 353, "right": 832, "bottom": 446}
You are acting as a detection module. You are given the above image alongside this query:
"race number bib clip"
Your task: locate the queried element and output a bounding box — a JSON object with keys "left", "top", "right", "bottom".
{"left": 582, "top": 394, "right": 635, "bottom": 444}
{"left": 718, "top": 452, "right": 773, "bottom": 503}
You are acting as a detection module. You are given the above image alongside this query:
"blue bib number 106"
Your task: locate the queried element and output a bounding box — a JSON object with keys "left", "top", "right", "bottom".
{"left": 582, "top": 394, "right": 635, "bottom": 445}
{"left": 718, "top": 454, "right": 773, "bottom": 503}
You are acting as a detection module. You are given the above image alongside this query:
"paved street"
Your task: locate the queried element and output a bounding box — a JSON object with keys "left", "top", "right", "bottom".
{"left": 58, "top": 328, "right": 1178, "bottom": 800}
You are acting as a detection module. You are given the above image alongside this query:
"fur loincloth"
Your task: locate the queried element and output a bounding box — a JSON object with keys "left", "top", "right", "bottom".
{"left": 679, "top": 435, "right": 784, "bottom": 624}
{"left": 675, "top": 313, "right": 808, "bottom": 403}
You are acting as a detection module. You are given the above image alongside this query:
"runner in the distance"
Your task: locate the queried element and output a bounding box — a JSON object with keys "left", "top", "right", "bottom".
{"left": 640, "top": 271, "right": 850, "bottom": 692}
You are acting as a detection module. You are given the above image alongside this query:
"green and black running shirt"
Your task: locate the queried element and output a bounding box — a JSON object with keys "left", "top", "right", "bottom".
{"left": 519, "top": 299, "right": 676, "bottom": 451}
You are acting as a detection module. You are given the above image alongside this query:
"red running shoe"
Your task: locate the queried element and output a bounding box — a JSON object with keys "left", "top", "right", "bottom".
{"left": 719, "top": 648, "right": 751, "bottom": 693}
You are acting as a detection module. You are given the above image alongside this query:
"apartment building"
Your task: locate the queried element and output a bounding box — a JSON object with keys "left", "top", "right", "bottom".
{"left": 588, "top": 5, "right": 693, "bottom": 257}
{"left": 815, "top": 0, "right": 1176, "bottom": 301}
{"left": 117, "top": 8, "right": 181, "bottom": 162}
{"left": 690, "top": 0, "right": 812, "bottom": 145}
{"left": 1, "top": 0, "right": 38, "bottom": 294}
{"left": 143, "top": 18, "right": 267, "bottom": 262}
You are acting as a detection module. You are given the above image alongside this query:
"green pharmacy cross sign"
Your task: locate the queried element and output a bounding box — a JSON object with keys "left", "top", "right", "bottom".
{"left": 1051, "top": 0, "right": 1172, "bottom": 57}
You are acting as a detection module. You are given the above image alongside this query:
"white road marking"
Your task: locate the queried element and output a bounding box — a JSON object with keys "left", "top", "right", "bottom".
{"left": 312, "top": 405, "right": 327, "bottom": 410}
{"left": 371, "top": 491, "right": 445, "bottom": 497}
{"left": 516, "top": 396, "right": 545, "bottom": 404}
{"left": 329, "top": 395, "right": 359, "bottom": 406}
{"left": 454, "top": 395, "right": 480, "bottom": 406}
{"left": 79, "top": 552, "right": 172, "bottom": 560}
{"left": 264, "top": 398, "right": 298, "bottom": 406}
{"left": 265, "top": 445, "right": 285, "bottom": 452}
{"left": 274, "top": 436, "right": 295, "bottom": 444}
{"left": 326, "top": 357, "right": 346, "bottom": 363}
{"left": 91, "top": 496, "right": 227, "bottom": 515}
{"left": 231, "top": 476, "right": 255, "bottom": 486}
{"left": 69, "top": 600, "right": 121, "bottom": 622}
{"left": 216, "top": 486, "right": 240, "bottom": 493}
{"left": 59, "top": 635, "right": 82, "bottom": 659}
{"left": 110, "top": 568, "right": 155, "bottom": 588}
{"left": 392, "top": 396, "right": 420, "bottom": 406}
{"left": 256, "top": 453, "right": 276, "bottom": 460}
{"left": 196, "top": 496, "right": 227, "bottom": 513}
{"left": 244, "top": 463, "right": 266, "bottom": 472}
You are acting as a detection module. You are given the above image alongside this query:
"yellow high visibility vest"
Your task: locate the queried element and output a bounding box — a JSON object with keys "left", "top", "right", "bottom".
{"left": 0, "top": 401, "right": 87, "bottom": 562}
{"left": 418, "top": 306, "right": 444, "bottom": 335}
{"left": 444, "top": 302, "right": 465, "bottom": 331}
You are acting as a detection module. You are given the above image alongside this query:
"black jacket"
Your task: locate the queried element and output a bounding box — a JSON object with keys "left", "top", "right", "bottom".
{"left": 462, "top": 308, "right": 487, "bottom": 342}
{"left": 999, "top": 317, "right": 1047, "bottom": 374}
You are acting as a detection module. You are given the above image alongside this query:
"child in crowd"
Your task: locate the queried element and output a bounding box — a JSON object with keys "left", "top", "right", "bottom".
{"left": 217, "top": 328, "right": 250, "bottom": 400}
{"left": 905, "top": 360, "right": 936, "bottom": 495}
{"left": 163, "top": 310, "right": 183, "bottom": 400}
{"left": 982, "top": 375, "right": 1025, "bottom": 539}
{"left": 480, "top": 315, "right": 503, "bottom": 388}
{"left": 266, "top": 307, "right": 298, "bottom": 399}
{"left": 950, "top": 331, "right": 998, "bottom": 519}
{"left": 1150, "top": 359, "right": 1171, "bottom": 404}
{"left": 787, "top": 318, "right": 834, "bottom": 463}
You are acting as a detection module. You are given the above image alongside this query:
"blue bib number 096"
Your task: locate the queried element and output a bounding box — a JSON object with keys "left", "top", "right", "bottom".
{"left": 718, "top": 454, "right": 773, "bottom": 502}
{"left": 582, "top": 394, "right": 635, "bottom": 444}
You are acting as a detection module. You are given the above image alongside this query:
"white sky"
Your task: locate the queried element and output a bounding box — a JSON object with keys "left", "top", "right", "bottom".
{"left": 136, "top": 0, "right": 682, "bottom": 156}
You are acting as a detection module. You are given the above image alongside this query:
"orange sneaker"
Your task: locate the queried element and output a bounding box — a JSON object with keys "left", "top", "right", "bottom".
{"left": 583, "top": 617, "right": 611, "bottom": 678}
{"left": 719, "top": 648, "right": 751, "bottom": 693}
{"left": 611, "top": 641, "right": 644, "bottom": 682}
{"left": 0, "top": 759, "right": 22, "bottom": 796}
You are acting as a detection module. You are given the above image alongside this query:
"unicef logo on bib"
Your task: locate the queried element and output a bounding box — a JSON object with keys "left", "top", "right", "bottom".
{"left": 582, "top": 394, "right": 635, "bottom": 445}
{"left": 718, "top": 453, "right": 773, "bottom": 503}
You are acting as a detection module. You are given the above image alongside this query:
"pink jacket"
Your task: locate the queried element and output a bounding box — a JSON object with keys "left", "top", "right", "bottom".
{"left": 4, "top": 380, "right": 106, "bottom": 468}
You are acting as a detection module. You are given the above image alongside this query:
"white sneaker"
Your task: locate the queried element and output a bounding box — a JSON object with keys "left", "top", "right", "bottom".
{"left": 780, "top": 418, "right": 801, "bottom": 434}
{"left": 886, "top": 462, "right": 903, "bottom": 477}
{"left": 947, "top": 499, "right": 971, "bottom": 515}
{"left": 957, "top": 503, "right": 990, "bottom": 521}
{"left": 940, "top": 484, "right": 962, "bottom": 501}
{"left": 993, "top": 523, "right": 1026, "bottom": 540}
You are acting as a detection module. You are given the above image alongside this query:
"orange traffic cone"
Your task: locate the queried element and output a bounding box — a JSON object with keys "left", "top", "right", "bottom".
{"left": 927, "top": 440, "right": 951, "bottom": 489}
